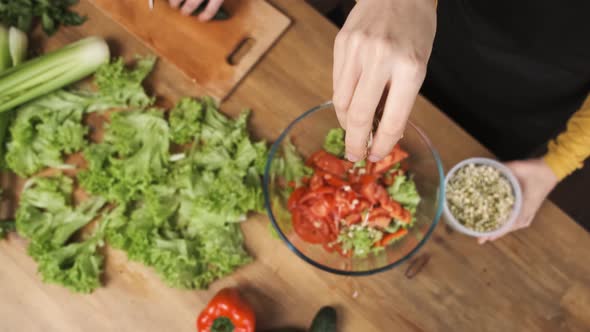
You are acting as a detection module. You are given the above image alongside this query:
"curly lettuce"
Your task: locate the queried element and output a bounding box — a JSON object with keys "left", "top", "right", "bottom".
{"left": 15, "top": 175, "right": 107, "bottom": 293}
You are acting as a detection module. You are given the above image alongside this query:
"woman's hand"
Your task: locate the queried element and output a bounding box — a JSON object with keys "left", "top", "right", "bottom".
{"left": 332, "top": 0, "right": 437, "bottom": 162}
{"left": 478, "top": 158, "right": 559, "bottom": 244}
{"left": 169, "top": 0, "right": 224, "bottom": 21}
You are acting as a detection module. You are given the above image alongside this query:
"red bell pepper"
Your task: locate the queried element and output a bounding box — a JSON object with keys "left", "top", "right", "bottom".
{"left": 197, "top": 288, "right": 256, "bottom": 332}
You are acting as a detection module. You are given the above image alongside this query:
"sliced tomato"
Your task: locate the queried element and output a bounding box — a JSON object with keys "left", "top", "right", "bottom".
{"left": 370, "top": 216, "right": 392, "bottom": 228}
{"left": 309, "top": 200, "right": 330, "bottom": 218}
{"left": 292, "top": 209, "right": 335, "bottom": 244}
{"left": 382, "top": 200, "right": 403, "bottom": 218}
{"left": 397, "top": 208, "right": 412, "bottom": 224}
{"left": 373, "top": 145, "right": 409, "bottom": 174}
{"left": 309, "top": 173, "right": 324, "bottom": 191}
{"left": 354, "top": 199, "right": 371, "bottom": 213}
{"left": 323, "top": 173, "right": 349, "bottom": 187}
{"left": 308, "top": 150, "right": 353, "bottom": 176}
{"left": 361, "top": 181, "right": 388, "bottom": 205}
{"left": 288, "top": 187, "right": 307, "bottom": 210}
{"left": 299, "top": 186, "right": 336, "bottom": 205}
{"left": 377, "top": 228, "right": 409, "bottom": 247}
{"left": 368, "top": 207, "right": 392, "bottom": 228}
{"left": 343, "top": 214, "right": 362, "bottom": 225}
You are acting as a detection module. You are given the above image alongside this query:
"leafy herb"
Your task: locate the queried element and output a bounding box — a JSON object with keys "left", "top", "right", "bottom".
{"left": 0, "top": 0, "right": 87, "bottom": 36}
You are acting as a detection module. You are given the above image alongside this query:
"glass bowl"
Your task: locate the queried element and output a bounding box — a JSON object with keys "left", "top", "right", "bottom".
{"left": 263, "top": 101, "right": 444, "bottom": 276}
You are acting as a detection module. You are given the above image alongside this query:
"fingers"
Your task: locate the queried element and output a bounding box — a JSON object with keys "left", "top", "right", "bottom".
{"left": 332, "top": 32, "right": 349, "bottom": 127}
{"left": 369, "top": 67, "right": 422, "bottom": 161}
{"left": 169, "top": 0, "right": 183, "bottom": 8}
{"left": 477, "top": 215, "right": 533, "bottom": 244}
{"left": 180, "top": 0, "right": 205, "bottom": 16}
{"left": 344, "top": 66, "right": 389, "bottom": 162}
{"left": 198, "top": 0, "right": 224, "bottom": 21}
{"left": 332, "top": 41, "right": 361, "bottom": 129}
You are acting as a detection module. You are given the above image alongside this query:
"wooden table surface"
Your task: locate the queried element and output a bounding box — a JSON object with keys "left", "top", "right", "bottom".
{"left": 2, "top": 1, "right": 590, "bottom": 332}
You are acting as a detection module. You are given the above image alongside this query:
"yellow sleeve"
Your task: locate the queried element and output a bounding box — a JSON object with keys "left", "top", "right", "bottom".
{"left": 544, "top": 96, "right": 590, "bottom": 180}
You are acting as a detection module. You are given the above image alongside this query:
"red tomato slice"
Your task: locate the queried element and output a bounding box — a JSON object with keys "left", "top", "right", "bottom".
{"left": 288, "top": 187, "right": 307, "bottom": 210}
{"left": 373, "top": 145, "right": 409, "bottom": 174}
{"left": 370, "top": 216, "right": 392, "bottom": 228}
{"left": 383, "top": 200, "right": 402, "bottom": 217}
{"left": 343, "top": 214, "right": 362, "bottom": 225}
{"left": 309, "top": 200, "right": 330, "bottom": 218}
{"left": 309, "top": 173, "right": 324, "bottom": 191}
{"left": 323, "top": 173, "right": 348, "bottom": 187}
{"left": 308, "top": 150, "right": 353, "bottom": 177}
{"left": 361, "top": 181, "right": 388, "bottom": 205}
{"left": 377, "top": 228, "right": 409, "bottom": 247}
{"left": 398, "top": 208, "right": 412, "bottom": 224}
{"left": 292, "top": 209, "right": 335, "bottom": 244}
{"left": 368, "top": 208, "right": 392, "bottom": 228}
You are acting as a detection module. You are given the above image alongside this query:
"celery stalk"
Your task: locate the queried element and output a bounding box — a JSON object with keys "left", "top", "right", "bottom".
{"left": 8, "top": 27, "right": 28, "bottom": 66}
{"left": 0, "top": 36, "right": 110, "bottom": 113}
{"left": 0, "top": 25, "right": 10, "bottom": 70}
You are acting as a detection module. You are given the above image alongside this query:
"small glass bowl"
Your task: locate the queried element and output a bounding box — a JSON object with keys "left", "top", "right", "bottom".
{"left": 443, "top": 157, "right": 523, "bottom": 238}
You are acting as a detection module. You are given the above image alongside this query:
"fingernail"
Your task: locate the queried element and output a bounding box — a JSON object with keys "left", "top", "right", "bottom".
{"left": 368, "top": 155, "right": 380, "bottom": 162}
{"left": 346, "top": 153, "right": 359, "bottom": 162}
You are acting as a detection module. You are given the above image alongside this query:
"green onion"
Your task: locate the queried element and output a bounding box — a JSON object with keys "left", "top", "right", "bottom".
{"left": 0, "top": 36, "right": 110, "bottom": 114}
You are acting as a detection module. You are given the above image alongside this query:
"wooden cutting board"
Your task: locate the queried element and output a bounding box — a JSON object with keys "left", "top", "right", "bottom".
{"left": 88, "top": 0, "right": 291, "bottom": 100}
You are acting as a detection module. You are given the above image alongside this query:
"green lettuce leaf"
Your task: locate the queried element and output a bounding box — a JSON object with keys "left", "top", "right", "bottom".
{"left": 337, "top": 226, "right": 383, "bottom": 258}
{"left": 95, "top": 56, "right": 156, "bottom": 108}
{"left": 323, "top": 127, "right": 345, "bottom": 157}
{"left": 78, "top": 109, "right": 170, "bottom": 203}
{"left": 15, "top": 175, "right": 107, "bottom": 293}
{"left": 4, "top": 57, "right": 157, "bottom": 177}
{"left": 387, "top": 174, "right": 421, "bottom": 211}
{"left": 169, "top": 97, "right": 204, "bottom": 144}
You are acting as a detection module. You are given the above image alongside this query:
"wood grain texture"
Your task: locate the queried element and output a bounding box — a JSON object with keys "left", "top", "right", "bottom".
{"left": 88, "top": 0, "right": 290, "bottom": 100}
{"left": 1, "top": 1, "right": 590, "bottom": 332}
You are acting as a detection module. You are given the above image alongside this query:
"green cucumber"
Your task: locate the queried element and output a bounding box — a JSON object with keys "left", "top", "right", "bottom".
{"left": 310, "top": 306, "right": 337, "bottom": 332}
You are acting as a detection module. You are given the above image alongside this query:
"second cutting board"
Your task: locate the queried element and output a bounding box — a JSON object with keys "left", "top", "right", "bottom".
{"left": 88, "top": 0, "right": 291, "bottom": 100}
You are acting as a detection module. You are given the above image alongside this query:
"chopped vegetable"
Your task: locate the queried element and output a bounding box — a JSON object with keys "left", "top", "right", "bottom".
{"left": 94, "top": 56, "right": 156, "bottom": 108}
{"left": 388, "top": 174, "right": 421, "bottom": 214}
{"left": 446, "top": 163, "right": 515, "bottom": 232}
{"left": 197, "top": 288, "right": 256, "bottom": 332}
{"left": 5, "top": 56, "right": 156, "bottom": 177}
{"left": 338, "top": 225, "right": 383, "bottom": 258}
{"left": 283, "top": 137, "right": 418, "bottom": 258}
{"left": 169, "top": 97, "right": 203, "bottom": 144}
{"left": 0, "top": 0, "right": 86, "bottom": 36}
{"left": 6, "top": 53, "right": 265, "bottom": 291}
{"left": 8, "top": 26, "right": 27, "bottom": 66}
{"left": 84, "top": 96, "right": 264, "bottom": 289}
{"left": 15, "top": 175, "right": 107, "bottom": 293}
{"left": 323, "top": 127, "right": 345, "bottom": 157}
{"left": 0, "top": 37, "right": 110, "bottom": 114}
{"left": 79, "top": 109, "right": 170, "bottom": 203}
{"left": 0, "top": 24, "right": 9, "bottom": 70}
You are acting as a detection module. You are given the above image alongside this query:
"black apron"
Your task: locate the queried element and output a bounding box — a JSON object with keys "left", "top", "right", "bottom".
{"left": 421, "top": 0, "right": 590, "bottom": 160}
